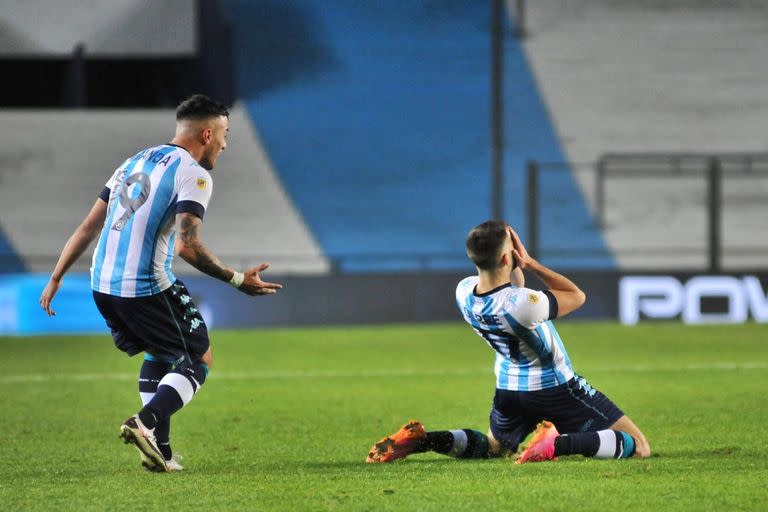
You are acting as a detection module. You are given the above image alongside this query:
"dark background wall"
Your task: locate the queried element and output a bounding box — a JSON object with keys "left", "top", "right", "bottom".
{"left": 0, "top": 0, "right": 234, "bottom": 107}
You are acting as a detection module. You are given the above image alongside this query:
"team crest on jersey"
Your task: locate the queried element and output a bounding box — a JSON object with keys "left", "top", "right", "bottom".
{"left": 528, "top": 293, "right": 539, "bottom": 304}
{"left": 196, "top": 177, "right": 207, "bottom": 190}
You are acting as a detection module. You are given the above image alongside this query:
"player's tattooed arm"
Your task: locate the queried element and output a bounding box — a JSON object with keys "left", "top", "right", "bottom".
{"left": 175, "top": 212, "right": 234, "bottom": 282}
{"left": 175, "top": 213, "right": 283, "bottom": 296}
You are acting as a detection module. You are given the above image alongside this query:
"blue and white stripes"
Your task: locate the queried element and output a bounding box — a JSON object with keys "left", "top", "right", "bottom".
{"left": 456, "top": 276, "right": 574, "bottom": 391}
{"left": 90, "top": 145, "right": 212, "bottom": 297}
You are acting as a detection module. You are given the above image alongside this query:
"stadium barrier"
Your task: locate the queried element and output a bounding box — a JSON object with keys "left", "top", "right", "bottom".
{"left": 2, "top": 271, "right": 766, "bottom": 335}
{"left": 526, "top": 153, "right": 768, "bottom": 271}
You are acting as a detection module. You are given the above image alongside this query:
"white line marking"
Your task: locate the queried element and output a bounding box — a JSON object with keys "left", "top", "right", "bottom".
{"left": 1, "top": 362, "right": 766, "bottom": 385}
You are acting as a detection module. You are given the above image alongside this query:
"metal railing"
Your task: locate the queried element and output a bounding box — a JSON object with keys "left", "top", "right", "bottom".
{"left": 5, "top": 152, "right": 766, "bottom": 275}
{"left": 526, "top": 153, "right": 768, "bottom": 273}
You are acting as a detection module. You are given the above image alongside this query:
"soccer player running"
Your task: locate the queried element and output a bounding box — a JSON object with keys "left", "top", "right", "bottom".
{"left": 367, "top": 220, "right": 649, "bottom": 463}
{"left": 39, "top": 95, "right": 282, "bottom": 472}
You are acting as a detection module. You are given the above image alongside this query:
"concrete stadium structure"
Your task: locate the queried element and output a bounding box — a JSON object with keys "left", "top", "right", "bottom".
{"left": 0, "top": 0, "right": 765, "bottom": 274}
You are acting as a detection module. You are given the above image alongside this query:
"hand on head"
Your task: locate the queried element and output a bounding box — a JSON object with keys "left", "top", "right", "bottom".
{"left": 507, "top": 226, "right": 532, "bottom": 269}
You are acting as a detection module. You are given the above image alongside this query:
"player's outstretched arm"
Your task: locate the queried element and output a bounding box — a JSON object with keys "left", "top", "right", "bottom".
{"left": 509, "top": 228, "right": 585, "bottom": 317}
{"left": 40, "top": 198, "right": 108, "bottom": 316}
{"left": 175, "top": 212, "right": 282, "bottom": 296}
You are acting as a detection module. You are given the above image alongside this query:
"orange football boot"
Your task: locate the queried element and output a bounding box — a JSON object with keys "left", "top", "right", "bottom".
{"left": 515, "top": 421, "right": 559, "bottom": 464}
{"left": 366, "top": 420, "right": 426, "bottom": 463}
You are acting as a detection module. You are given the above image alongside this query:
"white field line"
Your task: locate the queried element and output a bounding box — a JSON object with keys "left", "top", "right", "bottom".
{"left": 1, "top": 362, "right": 766, "bottom": 385}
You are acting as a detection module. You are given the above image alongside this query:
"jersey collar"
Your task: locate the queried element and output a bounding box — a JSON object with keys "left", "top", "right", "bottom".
{"left": 166, "top": 143, "right": 192, "bottom": 156}
{"left": 473, "top": 282, "right": 511, "bottom": 297}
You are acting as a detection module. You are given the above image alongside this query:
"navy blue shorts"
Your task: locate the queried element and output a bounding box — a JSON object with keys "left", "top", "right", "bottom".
{"left": 93, "top": 280, "right": 210, "bottom": 362}
{"left": 489, "top": 375, "right": 625, "bottom": 451}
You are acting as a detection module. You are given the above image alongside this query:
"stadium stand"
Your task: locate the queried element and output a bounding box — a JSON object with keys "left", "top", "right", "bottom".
{"left": 225, "top": 0, "right": 614, "bottom": 270}
{"left": 0, "top": 106, "right": 329, "bottom": 275}
{"left": 0, "top": 0, "right": 196, "bottom": 56}
{"left": 524, "top": 0, "right": 768, "bottom": 269}
{"left": 0, "top": 0, "right": 233, "bottom": 107}
{"left": 1, "top": 0, "right": 764, "bottom": 274}
{"left": 0, "top": 0, "right": 329, "bottom": 275}
{"left": 0, "top": 226, "right": 23, "bottom": 273}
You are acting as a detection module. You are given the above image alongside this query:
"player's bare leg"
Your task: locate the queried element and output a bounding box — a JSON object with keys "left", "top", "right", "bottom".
{"left": 201, "top": 346, "right": 213, "bottom": 369}
{"left": 610, "top": 415, "right": 651, "bottom": 457}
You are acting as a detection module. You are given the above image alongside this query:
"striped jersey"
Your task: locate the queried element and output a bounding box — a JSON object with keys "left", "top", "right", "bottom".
{"left": 90, "top": 144, "right": 213, "bottom": 297}
{"left": 455, "top": 276, "right": 574, "bottom": 391}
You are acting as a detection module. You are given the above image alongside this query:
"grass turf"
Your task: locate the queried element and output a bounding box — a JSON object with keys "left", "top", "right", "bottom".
{"left": 1, "top": 322, "right": 766, "bottom": 511}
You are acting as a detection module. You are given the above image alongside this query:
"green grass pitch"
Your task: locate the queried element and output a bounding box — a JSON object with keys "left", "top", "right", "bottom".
{"left": 1, "top": 322, "right": 766, "bottom": 511}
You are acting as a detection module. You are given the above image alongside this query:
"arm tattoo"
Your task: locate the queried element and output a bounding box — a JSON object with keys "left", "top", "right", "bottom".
{"left": 178, "top": 215, "right": 231, "bottom": 281}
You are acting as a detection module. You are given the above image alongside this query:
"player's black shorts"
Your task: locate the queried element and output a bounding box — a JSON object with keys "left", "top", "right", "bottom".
{"left": 93, "top": 280, "right": 210, "bottom": 362}
{"left": 489, "top": 375, "right": 625, "bottom": 451}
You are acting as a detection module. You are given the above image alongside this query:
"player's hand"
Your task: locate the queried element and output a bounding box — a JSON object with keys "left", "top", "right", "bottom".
{"left": 39, "top": 278, "right": 61, "bottom": 316}
{"left": 237, "top": 263, "right": 283, "bottom": 296}
{"left": 508, "top": 227, "right": 533, "bottom": 269}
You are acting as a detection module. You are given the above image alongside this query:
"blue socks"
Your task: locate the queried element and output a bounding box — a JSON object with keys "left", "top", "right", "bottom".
{"left": 138, "top": 355, "right": 173, "bottom": 459}
{"left": 139, "top": 359, "right": 208, "bottom": 428}
{"left": 138, "top": 355, "right": 208, "bottom": 460}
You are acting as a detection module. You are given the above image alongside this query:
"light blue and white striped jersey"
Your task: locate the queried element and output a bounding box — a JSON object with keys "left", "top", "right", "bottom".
{"left": 90, "top": 144, "right": 213, "bottom": 297}
{"left": 455, "top": 276, "right": 574, "bottom": 391}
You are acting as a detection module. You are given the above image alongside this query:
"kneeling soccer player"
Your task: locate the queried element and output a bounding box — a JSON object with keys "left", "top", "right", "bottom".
{"left": 366, "top": 221, "right": 650, "bottom": 464}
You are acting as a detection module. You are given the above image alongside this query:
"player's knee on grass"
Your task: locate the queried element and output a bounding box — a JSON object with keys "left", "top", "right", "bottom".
{"left": 486, "top": 430, "right": 510, "bottom": 458}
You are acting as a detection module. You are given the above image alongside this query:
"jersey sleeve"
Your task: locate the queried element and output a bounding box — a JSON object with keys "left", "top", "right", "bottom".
{"left": 510, "top": 288, "right": 558, "bottom": 328}
{"left": 99, "top": 167, "right": 123, "bottom": 202}
{"left": 455, "top": 276, "right": 478, "bottom": 310}
{"left": 176, "top": 163, "right": 213, "bottom": 220}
